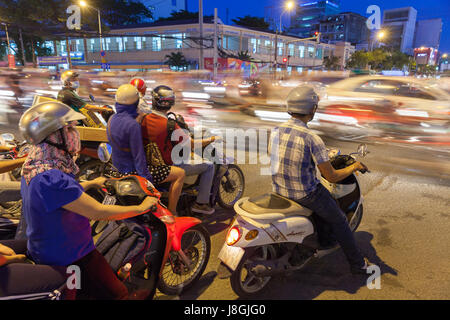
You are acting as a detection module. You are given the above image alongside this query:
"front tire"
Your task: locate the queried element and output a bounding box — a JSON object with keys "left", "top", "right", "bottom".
{"left": 230, "top": 245, "right": 277, "bottom": 298}
{"left": 158, "top": 225, "right": 211, "bottom": 296}
{"left": 218, "top": 164, "right": 245, "bottom": 209}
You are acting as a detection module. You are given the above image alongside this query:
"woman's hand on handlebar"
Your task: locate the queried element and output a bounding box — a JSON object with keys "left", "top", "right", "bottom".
{"left": 81, "top": 177, "right": 108, "bottom": 190}
{"left": 138, "top": 196, "right": 158, "bottom": 213}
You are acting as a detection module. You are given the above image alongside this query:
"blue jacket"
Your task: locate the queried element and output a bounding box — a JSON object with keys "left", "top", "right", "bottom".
{"left": 107, "top": 102, "right": 153, "bottom": 183}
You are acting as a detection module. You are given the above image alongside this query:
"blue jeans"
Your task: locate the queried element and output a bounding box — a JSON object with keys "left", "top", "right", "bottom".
{"left": 176, "top": 162, "right": 215, "bottom": 204}
{"left": 295, "top": 183, "right": 365, "bottom": 268}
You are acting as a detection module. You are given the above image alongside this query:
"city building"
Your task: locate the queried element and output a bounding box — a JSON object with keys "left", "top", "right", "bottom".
{"left": 141, "top": 0, "right": 188, "bottom": 22}
{"left": 319, "top": 12, "right": 368, "bottom": 46}
{"left": 414, "top": 18, "right": 442, "bottom": 51}
{"left": 289, "top": 0, "right": 341, "bottom": 38}
{"left": 41, "top": 18, "right": 352, "bottom": 73}
{"left": 381, "top": 7, "right": 417, "bottom": 54}
{"left": 414, "top": 47, "right": 438, "bottom": 66}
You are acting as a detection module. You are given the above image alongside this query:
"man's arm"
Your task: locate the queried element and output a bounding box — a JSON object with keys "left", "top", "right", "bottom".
{"left": 318, "top": 161, "right": 367, "bottom": 183}
{"left": 129, "top": 122, "right": 154, "bottom": 183}
{"left": 0, "top": 158, "right": 26, "bottom": 175}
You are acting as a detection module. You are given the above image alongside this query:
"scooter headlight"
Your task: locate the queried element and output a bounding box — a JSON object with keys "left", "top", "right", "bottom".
{"left": 226, "top": 226, "right": 242, "bottom": 246}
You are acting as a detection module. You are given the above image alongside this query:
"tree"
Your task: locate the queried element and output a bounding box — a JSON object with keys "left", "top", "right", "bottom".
{"left": 165, "top": 52, "right": 189, "bottom": 71}
{"left": 323, "top": 55, "right": 340, "bottom": 70}
{"left": 237, "top": 50, "right": 252, "bottom": 61}
{"left": 346, "top": 50, "right": 369, "bottom": 69}
{"left": 157, "top": 10, "right": 212, "bottom": 22}
{"left": 232, "top": 15, "right": 270, "bottom": 31}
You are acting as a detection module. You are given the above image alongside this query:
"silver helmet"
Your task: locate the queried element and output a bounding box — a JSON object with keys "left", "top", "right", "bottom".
{"left": 286, "top": 86, "right": 320, "bottom": 115}
{"left": 19, "top": 101, "right": 85, "bottom": 145}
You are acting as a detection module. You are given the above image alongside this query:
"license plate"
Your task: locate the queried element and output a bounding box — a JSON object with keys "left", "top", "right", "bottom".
{"left": 218, "top": 243, "right": 245, "bottom": 271}
{"left": 102, "top": 195, "right": 116, "bottom": 205}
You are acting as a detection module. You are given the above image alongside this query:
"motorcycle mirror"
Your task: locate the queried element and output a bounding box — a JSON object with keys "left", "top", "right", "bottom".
{"left": 97, "top": 143, "right": 112, "bottom": 163}
{"left": 89, "top": 94, "right": 96, "bottom": 102}
{"left": 1, "top": 133, "right": 15, "bottom": 142}
{"left": 357, "top": 143, "right": 368, "bottom": 157}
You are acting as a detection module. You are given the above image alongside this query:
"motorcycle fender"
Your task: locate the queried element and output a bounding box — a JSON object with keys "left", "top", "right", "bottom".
{"left": 217, "top": 261, "right": 233, "bottom": 279}
{"left": 171, "top": 216, "right": 202, "bottom": 252}
{"left": 232, "top": 215, "right": 314, "bottom": 247}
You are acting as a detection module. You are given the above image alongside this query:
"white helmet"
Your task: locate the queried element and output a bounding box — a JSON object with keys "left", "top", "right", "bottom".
{"left": 115, "top": 84, "right": 140, "bottom": 105}
{"left": 19, "top": 101, "right": 85, "bottom": 145}
{"left": 286, "top": 86, "right": 320, "bottom": 115}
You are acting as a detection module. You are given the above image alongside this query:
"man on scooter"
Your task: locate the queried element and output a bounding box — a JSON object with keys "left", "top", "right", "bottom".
{"left": 140, "top": 85, "right": 217, "bottom": 215}
{"left": 269, "top": 86, "right": 373, "bottom": 274}
{"left": 57, "top": 70, "right": 113, "bottom": 117}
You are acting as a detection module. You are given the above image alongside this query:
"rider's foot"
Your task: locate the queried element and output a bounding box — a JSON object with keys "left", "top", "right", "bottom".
{"left": 350, "top": 257, "right": 374, "bottom": 275}
{"left": 191, "top": 202, "right": 215, "bottom": 215}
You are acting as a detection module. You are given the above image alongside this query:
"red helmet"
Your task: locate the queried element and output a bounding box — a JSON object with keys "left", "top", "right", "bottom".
{"left": 130, "top": 78, "right": 147, "bottom": 95}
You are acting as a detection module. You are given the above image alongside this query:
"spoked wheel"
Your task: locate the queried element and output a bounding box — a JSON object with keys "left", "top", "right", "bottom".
{"left": 230, "top": 245, "right": 277, "bottom": 298}
{"left": 76, "top": 159, "right": 104, "bottom": 181}
{"left": 349, "top": 204, "right": 363, "bottom": 232}
{"left": 158, "top": 225, "right": 211, "bottom": 296}
{"left": 218, "top": 164, "right": 245, "bottom": 209}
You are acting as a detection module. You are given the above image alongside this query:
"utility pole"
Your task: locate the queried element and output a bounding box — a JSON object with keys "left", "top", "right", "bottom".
{"left": 199, "top": 0, "right": 204, "bottom": 70}
{"left": 213, "top": 8, "right": 218, "bottom": 79}
{"left": 66, "top": 37, "right": 72, "bottom": 69}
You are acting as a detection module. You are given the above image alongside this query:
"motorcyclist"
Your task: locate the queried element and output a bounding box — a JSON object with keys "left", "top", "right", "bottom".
{"left": 1, "top": 101, "right": 157, "bottom": 300}
{"left": 108, "top": 84, "right": 185, "bottom": 216}
{"left": 57, "top": 70, "right": 113, "bottom": 116}
{"left": 269, "top": 86, "right": 373, "bottom": 274}
{"left": 130, "top": 77, "right": 152, "bottom": 114}
{"left": 141, "top": 85, "right": 217, "bottom": 215}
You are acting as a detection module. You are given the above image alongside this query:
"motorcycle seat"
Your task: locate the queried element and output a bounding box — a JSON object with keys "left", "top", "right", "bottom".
{"left": 237, "top": 193, "right": 312, "bottom": 221}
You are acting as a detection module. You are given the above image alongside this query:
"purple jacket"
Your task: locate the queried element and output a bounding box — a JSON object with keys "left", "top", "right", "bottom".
{"left": 107, "top": 102, "right": 153, "bottom": 183}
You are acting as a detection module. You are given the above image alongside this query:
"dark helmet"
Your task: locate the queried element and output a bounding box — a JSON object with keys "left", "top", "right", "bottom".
{"left": 152, "top": 85, "right": 175, "bottom": 111}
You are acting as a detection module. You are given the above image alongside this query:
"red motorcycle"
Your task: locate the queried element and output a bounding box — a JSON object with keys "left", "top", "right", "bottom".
{"left": 94, "top": 143, "right": 211, "bottom": 297}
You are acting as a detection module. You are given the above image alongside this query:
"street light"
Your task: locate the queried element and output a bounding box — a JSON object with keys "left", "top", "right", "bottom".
{"left": 371, "top": 29, "right": 386, "bottom": 51}
{"left": 79, "top": 1, "right": 103, "bottom": 53}
{"left": 274, "top": 1, "right": 295, "bottom": 78}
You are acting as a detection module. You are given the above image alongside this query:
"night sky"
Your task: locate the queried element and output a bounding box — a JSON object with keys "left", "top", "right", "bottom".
{"left": 188, "top": 0, "right": 450, "bottom": 53}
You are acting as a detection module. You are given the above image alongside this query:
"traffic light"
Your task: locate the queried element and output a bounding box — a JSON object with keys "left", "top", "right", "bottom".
{"left": 282, "top": 57, "right": 288, "bottom": 64}
{"left": 314, "top": 31, "right": 321, "bottom": 43}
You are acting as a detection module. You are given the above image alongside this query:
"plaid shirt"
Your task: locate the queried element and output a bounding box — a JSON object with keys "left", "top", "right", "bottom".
{"left": 269, "top": 118, "right": 329, "bottom": 200}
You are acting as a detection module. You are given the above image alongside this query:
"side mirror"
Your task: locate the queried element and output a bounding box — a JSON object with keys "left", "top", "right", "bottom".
{"left": 97, "top": 143, "right": 112, "bottom": 163}
{"left": 1, "top": 133, "right": 15, "bottom": 142}
{"left": 357, "top": 143, "right": 369, "bottom": 157}
{"left": 89, "top": 94, "right": 96, "bottom": 102}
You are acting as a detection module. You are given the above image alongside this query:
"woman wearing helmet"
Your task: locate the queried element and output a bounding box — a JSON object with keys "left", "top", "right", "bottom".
{"left": 108, "top": 84, "right": 185, "bottom": 216}
{"left": 130, "top": 77, "right": 151, "bottom": 114}
{"left": 0, "top": 101, "right": 157, "bottom": 300}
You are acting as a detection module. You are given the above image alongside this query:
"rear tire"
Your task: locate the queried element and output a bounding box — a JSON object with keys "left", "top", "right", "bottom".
{"left": 230, "top": 245, "right": 277, "bottom": 298}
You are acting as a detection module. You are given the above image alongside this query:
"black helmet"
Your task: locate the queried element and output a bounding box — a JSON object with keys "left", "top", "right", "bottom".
{"left": 152, "top": 85, "right": 175, "bottom": 111}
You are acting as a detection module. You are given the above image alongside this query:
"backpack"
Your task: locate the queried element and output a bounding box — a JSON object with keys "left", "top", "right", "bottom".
{"left": 92, "top": 219, "right": 151, "bottom": 272}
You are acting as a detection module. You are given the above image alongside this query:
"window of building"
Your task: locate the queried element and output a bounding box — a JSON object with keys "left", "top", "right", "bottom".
{"left": 117, "top": 37, "right": 124, "bottom": 52}
{"left": 174, "top": 33, "right": 184, "bottom": 49}
{"left": 278, "top": 42, "right": 283, "bottom": 56}
{"left": 152, "top": 37, "right": 161, "bottom": 51}
{"left": 288, "top": 44, "right": 294, "bottom": 56}
{"left": 105, "top": 38, "right": 111, "bottom": 51}
{"left": 316, "top": 48, "right": 323, "bottom": 59}
{"left": 134, "top": 37, "right": 142, "bottom": 50}
{"left": 308, "top": 46, "right": 314, "bottom": 58}
{"left": 298, "top": 45, "right": 305, "bottom": 58}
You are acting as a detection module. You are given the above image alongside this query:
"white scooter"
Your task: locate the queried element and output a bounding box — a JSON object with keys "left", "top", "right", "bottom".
{"left": 217, "top": 144, "right": 370, "bottom": 298}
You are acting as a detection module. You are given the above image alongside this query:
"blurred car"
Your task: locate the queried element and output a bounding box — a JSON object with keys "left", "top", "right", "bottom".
{"left": 316, "top": 76, "right": 450, "bottom": 143}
